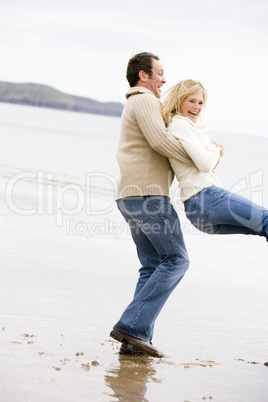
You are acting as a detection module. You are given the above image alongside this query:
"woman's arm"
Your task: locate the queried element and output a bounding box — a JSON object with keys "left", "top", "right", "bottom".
{"left": 168, "top": 118, "right": 221, "bottom": 173}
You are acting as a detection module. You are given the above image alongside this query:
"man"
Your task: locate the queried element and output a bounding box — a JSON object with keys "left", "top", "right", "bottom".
{"left": 110, "top": 52, "right": 192, "bottom": 358}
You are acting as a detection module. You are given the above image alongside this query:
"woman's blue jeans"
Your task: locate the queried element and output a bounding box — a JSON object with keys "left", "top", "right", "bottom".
{"left": 115, "top": 196, "right": 189, "bottom": 343}
{"left": 184, "top": 185, "right": 268, "bottom": 240}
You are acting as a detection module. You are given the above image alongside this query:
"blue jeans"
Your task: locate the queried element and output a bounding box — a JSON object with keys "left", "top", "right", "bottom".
{"left": 115, "top": 196, "right": 189, "bottom": 343}
{"left": 184, "top": 186, "right": 268, "bottom": 241}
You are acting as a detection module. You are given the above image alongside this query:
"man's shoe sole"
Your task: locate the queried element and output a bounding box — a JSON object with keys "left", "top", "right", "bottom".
{"left": 110, "top": 327, "right": 164, "bottom": 358}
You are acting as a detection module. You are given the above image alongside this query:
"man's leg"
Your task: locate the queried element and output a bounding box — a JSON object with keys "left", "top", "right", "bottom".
{"left": 132, "top": 223, "right": 163, "bottom": 299}
{"left": 118, "top": 206, "right": 162, "bottom": 355}
{"left": 112, "top": 196, "right": 189, "bottom": 344}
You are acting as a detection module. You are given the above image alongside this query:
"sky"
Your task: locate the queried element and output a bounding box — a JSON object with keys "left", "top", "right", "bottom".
{"left": 0, "top": 0, "right": 268, "bottom": 136}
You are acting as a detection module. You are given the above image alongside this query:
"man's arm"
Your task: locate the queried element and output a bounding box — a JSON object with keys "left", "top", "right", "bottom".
{"left": 132, "top": 93, "right": 193, "bottom": 166}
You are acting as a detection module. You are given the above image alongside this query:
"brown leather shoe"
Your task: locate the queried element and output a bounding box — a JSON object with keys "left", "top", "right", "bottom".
{"left": 119, "top": 343, "right": 146, "bottom": 356}
{"left": 110, "top": 327, "right": 165, "bottom": 358}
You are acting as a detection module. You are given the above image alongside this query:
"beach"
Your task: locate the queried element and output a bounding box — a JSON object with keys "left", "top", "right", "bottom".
{"left": 0, "top": 103, "right": 268, "bottom": 401}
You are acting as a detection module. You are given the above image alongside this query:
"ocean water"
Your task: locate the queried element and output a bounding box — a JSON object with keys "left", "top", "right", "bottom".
{"left": 1, "top": 101, "right": 268, "bottom": 206}
{"left": 0, "top": 102, "right": 120, "bottom": 184}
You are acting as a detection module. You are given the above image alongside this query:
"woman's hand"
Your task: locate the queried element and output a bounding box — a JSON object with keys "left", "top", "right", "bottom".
{"left": 212, "top": 141, "right": 224, "bottom": 157}
{"left": 211, "top": 142, "right": 224, "bottom": 172}
{"left": 212, "top": 159, "right": 220, "bottom": 172}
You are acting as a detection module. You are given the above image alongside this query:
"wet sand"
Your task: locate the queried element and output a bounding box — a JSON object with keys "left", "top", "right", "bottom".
{"left": 0, "top": 173, "right": 268, "bottom": 402}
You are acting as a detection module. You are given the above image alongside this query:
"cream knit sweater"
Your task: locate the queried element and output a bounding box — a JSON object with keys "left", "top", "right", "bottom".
{"left": 115, "top": 87, "right": 193, "bottom": 200}
{"left": 168, "top": 115, "right": 222, "bottom": 201}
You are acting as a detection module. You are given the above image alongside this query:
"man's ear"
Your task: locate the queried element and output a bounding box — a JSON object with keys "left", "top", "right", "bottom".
{"left": 138, "top": 70, "right": 147, "bottom": 82}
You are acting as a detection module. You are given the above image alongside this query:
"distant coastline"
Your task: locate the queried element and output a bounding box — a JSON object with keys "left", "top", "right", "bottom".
{"left": 0, "top": 81, "right": 124, "bottom": 117}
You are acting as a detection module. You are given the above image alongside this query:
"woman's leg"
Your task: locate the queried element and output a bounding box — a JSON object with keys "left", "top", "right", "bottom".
{"left": 184, "top": 186, "right": 268, "bottom": 241}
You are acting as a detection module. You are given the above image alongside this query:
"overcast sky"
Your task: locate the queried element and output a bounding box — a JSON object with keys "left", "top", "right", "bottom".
{"left": 1, "top": 0, "right": 268, "bottom": 136}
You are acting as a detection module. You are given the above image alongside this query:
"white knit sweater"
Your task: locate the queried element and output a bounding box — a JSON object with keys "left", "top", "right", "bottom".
{"left": 168, "top": 115, "right": 222, "bottom": 201}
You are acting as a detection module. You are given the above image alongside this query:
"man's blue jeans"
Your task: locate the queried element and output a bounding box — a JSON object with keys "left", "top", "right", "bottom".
{"left": 115, "top": 196, "right": 189, "bottom": 343}
{"left": 184, "top": 185, "right": 268, "bottom": 240}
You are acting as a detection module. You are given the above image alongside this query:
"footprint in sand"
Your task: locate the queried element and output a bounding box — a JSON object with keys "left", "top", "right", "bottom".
{"left": 21, "top": 333, "right": 35, "bottom": 344}
{"left": 183, "top": 360, "right": 220, "bottom": 369}
{"left": 81, "top": 360, "right": 101, "bottom": 371}
{"left": 81, "top": 363, "right": 90, "bottom": 371}
{"left": 52, "top": 366, "right": 61, "bottom": 371}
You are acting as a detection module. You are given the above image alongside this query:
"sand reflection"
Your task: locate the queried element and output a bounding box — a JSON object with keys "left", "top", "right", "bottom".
{"left": 105, "top": 354, "right": 161, "bottom": 401}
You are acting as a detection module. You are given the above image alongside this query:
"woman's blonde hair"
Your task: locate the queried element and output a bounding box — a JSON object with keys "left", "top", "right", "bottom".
{"left": 161, "top": 79, "right": 207, "bottom": 125}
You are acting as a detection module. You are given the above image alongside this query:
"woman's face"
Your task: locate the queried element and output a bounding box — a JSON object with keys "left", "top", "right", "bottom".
{"left": 181, "top": 91, "right": 204, "bottom": 122}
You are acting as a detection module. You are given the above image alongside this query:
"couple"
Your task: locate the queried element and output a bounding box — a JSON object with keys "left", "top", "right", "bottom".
{"left": 110, "top": 52, "right": 268, "bottom": 358}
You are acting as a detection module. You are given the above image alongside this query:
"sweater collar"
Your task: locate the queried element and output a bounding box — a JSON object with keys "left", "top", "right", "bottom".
{"left": 125, "top": 86, "right": 155, "bottom": 99}
{"left": 173, "top": 114, "right": 204, "bottom": 128}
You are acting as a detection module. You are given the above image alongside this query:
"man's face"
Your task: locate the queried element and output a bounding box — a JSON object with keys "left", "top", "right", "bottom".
{"left": 145, "top": 59, "right": 166, "bottom": 98}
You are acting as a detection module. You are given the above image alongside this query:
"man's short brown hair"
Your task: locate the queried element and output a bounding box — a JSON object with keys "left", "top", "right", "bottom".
{"left": 126, "top": 52, "right": 160, "bottom": 87}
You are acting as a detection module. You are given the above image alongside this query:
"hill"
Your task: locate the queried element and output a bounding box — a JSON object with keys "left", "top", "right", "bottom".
{"left": 0, "top": 81, "right": 124, "bottom": 117}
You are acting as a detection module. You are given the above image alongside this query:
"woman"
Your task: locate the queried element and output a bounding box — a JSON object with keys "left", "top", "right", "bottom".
{"left": 161, "top": 79, "right": 268, "bottom": 241}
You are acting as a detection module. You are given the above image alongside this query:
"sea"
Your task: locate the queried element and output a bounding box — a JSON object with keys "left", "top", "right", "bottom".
{"left": 0, "top": 101, "right": 268, "bottom": 207}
